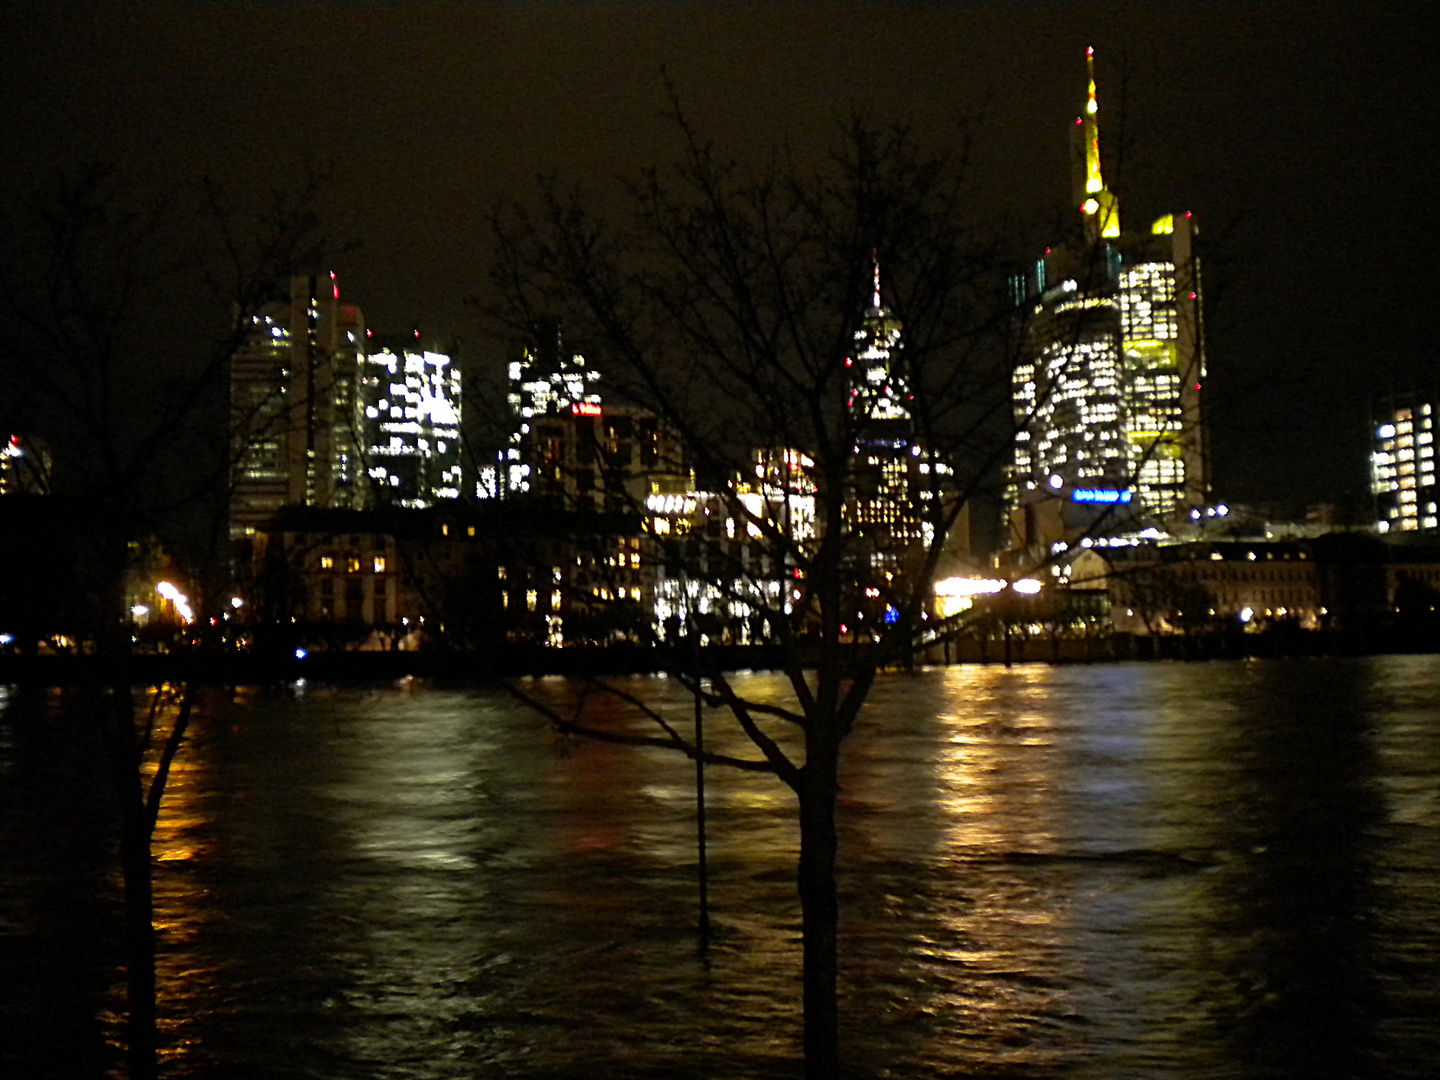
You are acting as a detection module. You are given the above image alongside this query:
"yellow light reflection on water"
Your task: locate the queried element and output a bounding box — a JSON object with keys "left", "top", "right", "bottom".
{"left": 932, "top": 665, "right": 1064, "bottom": 856}
{"left": 838, "top": 665, "right": 1077, "bottom": 1076}
{"left": 107, "top": 686, "right": 224, "bottom": 1072}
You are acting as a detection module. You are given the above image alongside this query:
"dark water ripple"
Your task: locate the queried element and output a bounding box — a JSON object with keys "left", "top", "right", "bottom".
{"left": 2, "top": 656, "right": 1437, "bottom": 1078}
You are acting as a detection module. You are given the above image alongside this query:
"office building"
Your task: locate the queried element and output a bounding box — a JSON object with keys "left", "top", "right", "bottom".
{"left": 1372, "top": 391, "right": 1438, "bottom": 534}
{"left": 480, "top": 319, "right": 603, "bottom": 501}
{"left": 361, "top": 333, "right": 463, "bottom": 508}
{"left": 1009, "top": 49, "right": 1209, "bottom": 552}
{"left": 230, "top": 273, "right": 366, "bottom": 538}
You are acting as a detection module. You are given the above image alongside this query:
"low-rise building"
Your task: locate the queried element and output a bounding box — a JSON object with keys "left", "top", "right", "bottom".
{"left": 245, "top": 503, "right": 644, "bottom": 650}
{"left": 1071, "top": 535, "right": 1407, "bottom": 635}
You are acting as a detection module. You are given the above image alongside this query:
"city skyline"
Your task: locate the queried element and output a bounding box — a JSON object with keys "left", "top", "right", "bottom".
{"left": 3, "top": 4, "right": 1436, "bottom": 509}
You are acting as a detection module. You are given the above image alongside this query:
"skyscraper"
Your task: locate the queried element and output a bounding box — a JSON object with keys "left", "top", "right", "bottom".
{"left": 230, "top": 274, "right": 367, "bottom": 538}
{"left": 1009, "top": 49, "right": 1209, "bottom": 551}
{"left": 481, "top": 318, "right": 603, "bottom": 501}
{"left": 360, "top": 333, "right": 464, "bottom": 507}
{"left": 846, "top": 261, "right": 932, "bottom": 550}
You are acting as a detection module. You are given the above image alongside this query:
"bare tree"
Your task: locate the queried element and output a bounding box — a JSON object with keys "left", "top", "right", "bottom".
{"left": 0, "top": 161, "right": 331, "bottom": 1079}
{"left": 488, "top": 109, "right": 1023, "bottom": 1078}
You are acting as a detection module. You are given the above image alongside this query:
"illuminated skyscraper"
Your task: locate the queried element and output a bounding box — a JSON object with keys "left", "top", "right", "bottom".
{"left": 1010, "top": 49, "right": 1209, "bottom": 550}
{"left": 1372, "top": 391, "right": 1438, "bottom": 534}
{"left": 230, "top": 274, "right": 367, "bottom": 538}
{"left": 481, "top": 319, "right": 603, "bottom": 500}
{"left": 847, "top": 261, "right": 931, "bottom": 548}
{"left": 360, "top": 333, "right": 464, "bottom": 507}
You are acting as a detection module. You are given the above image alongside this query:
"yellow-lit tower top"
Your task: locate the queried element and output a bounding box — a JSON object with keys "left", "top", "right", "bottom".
{"left": 1079, "top": 46, "right": 1121, "bottom": 241}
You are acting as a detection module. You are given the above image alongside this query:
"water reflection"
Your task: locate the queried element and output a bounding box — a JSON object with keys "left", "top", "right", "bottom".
{"left": 2, "top": 658, "right": 1437, "bottom": 1078}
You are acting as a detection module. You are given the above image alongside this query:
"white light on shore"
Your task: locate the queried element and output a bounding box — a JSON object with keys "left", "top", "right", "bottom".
{"left": 156, "top": 581, "right": 194, "bottom": 624}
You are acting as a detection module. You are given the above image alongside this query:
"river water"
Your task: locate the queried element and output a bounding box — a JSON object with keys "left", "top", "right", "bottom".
{"left": 2, "top": 656, "right": 1438, "bottom": 1078}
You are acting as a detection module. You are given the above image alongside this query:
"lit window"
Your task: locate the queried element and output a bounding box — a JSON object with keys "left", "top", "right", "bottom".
{"left": 373, "top": 557, "right": 386, "bottom": 574}
{"left": 320, "top": 555, "right": 334, "bottom": 570}
{"left": 526, "top": 589, "right": 538, "bottom": 612}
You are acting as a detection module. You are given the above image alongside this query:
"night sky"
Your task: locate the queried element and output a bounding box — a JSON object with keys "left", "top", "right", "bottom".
{"left": 4, "top": 2, "right": 1435, "bottom": 509}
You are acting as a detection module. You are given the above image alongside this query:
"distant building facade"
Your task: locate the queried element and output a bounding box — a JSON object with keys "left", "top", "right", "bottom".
{"left": 481, "top": 318, "right": 603, "bottom": 501}
{"left": 230, "top": 273, "right": 367, "bottom": 538}
{"left": 1069, "top": 535, "right": 1431, "bottom": 636}
{"left": 361, "top": 334, "right": 463, "bottom": 508}
{"left": 1372, "top": 389, "right": 1437, "bottom": 534}
{"left": 247, "top": 504, "right": 643, "bottom": 649}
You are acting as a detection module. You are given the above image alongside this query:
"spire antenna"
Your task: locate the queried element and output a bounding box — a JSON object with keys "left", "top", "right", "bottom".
{"left": 1078, "top": 46, "right": 1120, "bottom": 241}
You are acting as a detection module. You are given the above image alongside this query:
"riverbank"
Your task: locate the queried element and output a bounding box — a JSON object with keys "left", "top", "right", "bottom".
{"left": 2, "top": 627, "right": 1436, "bottom": 686}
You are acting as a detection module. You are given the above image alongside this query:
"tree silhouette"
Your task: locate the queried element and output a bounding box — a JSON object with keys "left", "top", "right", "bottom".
{"left": 0, "top": 161, "right": 332, "bottom": 1079}
{"left": 489, "top": 107, "right": 1023, "bottom": 1078}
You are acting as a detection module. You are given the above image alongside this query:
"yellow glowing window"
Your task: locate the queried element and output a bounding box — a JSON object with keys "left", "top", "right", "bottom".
{"left": 347, "top": 557, "right": 361, "bottom": 573}
{"left": 373, "top": 557, "right": 386, "bottom": 574}
{"left": 526, "top": 589, "right": 538, "bottom": 612}
{"left": 320, "top": 555, "right": 334, "bottom": 570}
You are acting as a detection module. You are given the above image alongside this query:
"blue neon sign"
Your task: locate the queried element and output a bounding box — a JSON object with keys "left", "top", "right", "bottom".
{"left": 1070, "top": 488, "right": 1133, "bottom": 504}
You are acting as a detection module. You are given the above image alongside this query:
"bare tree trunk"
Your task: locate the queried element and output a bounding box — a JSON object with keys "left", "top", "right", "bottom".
{"left": 119, "top": 796, "right": 159, "bottom": 1080}
{"left": 108, "top": 692, "right": 160, "bottom": 1080}
{"left": 797, "top": 746, "right": 840, "bottom": 1080}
